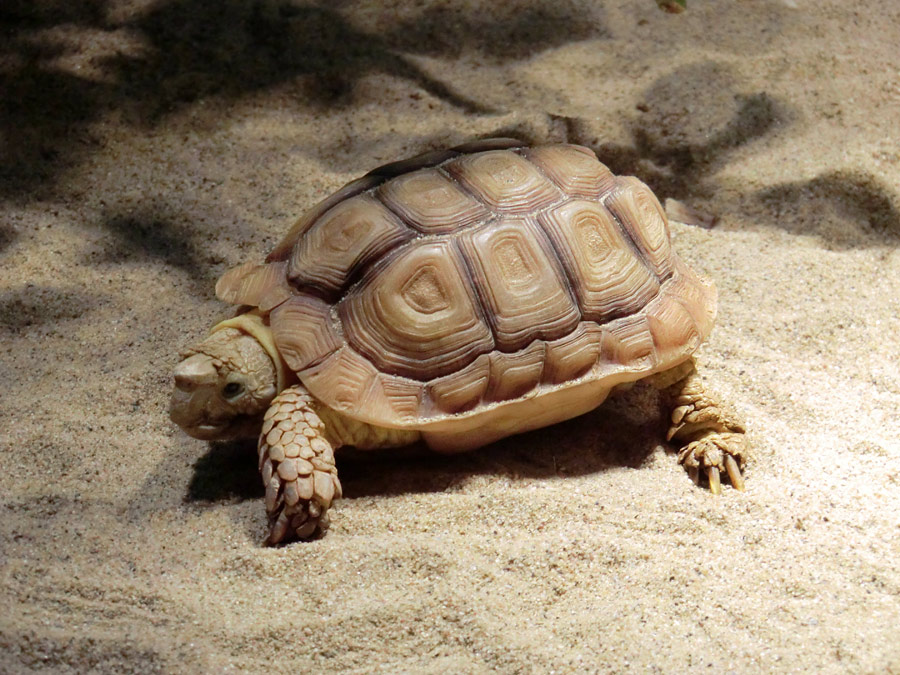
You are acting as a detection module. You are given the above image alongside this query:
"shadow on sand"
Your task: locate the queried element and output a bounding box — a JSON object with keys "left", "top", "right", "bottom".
{"left": 0, "top": 0, "right": 606, "bottom": 197}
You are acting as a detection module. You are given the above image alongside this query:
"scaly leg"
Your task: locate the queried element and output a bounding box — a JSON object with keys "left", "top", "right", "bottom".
{"left": 258, "top": 385, "right": 342, "bottom": 544}
{"left": 662, "top": 363, "right": 747, "bottom": 494}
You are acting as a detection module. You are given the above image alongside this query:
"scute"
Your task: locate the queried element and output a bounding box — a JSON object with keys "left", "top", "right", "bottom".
{"left": 427, "top": 354, "right": 491, "bottom": 414}
{"left": 538, "top": 199, "right": 659, "bottom": 321}
{"left": 446, "top": 150, "right": 562, "bottom": 213}
{"left": 604, "top": 177, "right": 673, "bottom": 278}
{"left": 216, "top": 260, "right": 291, "bottom": 311}
{"left": 267, "top": 174, "right": 385, "bottom": 263}
{"left": 524, "top": 145, "right": 616, "bottom": 198}
{"left": 270, "top": 295, "right": 342, "bottom": 372}
{"left": 377, "top": 168, "right": 490, "bottom": 234}
{"left": 299, "top": 346, "right": 379, "bottom": 414}
{"left": 486, "top": 342, "right": 545, "bottom": 402}
{"left": 543, "top": 322, "right": 604, "bottom": 384}
{"left": 458, "top": 216, "right": 580, "bottom": 352}
{"left": 288, "top": 194, "right": 412, "bottom": 295}
{"left": 598, "top": 314, "right": 656, "bottom": 372}
{"left": 337, "top": 240, "right": 495, "bottom": 381}
{"left": 219, "top": 141, "right": 718, "bottom": 429}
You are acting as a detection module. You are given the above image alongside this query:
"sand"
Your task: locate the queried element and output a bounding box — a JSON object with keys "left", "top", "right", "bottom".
{"left": 2, "top": 0, "right": 899, "bottom": 671}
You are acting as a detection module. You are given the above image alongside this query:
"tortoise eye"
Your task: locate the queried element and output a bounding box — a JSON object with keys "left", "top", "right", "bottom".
{"left": 223, "top": 382, "right": 244, "bottom": 398}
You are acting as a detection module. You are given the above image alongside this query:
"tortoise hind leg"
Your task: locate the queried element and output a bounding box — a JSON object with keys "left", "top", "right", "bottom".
{"left": 652, "top": 358, "right": 747, "bottom": 493}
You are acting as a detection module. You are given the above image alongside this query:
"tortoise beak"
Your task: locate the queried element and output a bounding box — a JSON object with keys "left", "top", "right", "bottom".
{"left": 170, "top": 354, "right": 224, "bottom": 437}
{"left": 181, "top": 420, "right": 232, "bottom": 441}
{"left": 173, "top": 353, "right": 218, "bottom": 391}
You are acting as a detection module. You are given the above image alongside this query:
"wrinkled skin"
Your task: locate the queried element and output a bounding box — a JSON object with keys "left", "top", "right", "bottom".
{"left": 169, "top": 328, "right": 278, "bottom": 440}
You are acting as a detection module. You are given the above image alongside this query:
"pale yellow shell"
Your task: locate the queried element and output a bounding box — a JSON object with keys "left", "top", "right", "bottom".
{"left": 216, "top": 140, "right": 717, "bottom": 430}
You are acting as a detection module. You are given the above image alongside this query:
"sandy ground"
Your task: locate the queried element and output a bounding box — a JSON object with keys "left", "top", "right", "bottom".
{"left": 2, "top": 0, "right": 900, "bottom": 672}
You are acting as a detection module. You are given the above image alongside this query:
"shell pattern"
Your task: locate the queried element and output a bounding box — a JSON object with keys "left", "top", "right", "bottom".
{"left": 216, "top": 140, "right": 717, "bottom": 428}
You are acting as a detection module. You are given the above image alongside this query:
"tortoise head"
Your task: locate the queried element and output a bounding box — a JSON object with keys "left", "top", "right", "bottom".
{"left": 169, "top": 327, "right": 278, "bottom": 441}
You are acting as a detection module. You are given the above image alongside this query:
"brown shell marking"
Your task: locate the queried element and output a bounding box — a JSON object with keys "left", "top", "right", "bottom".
{"left": 265, "top": 138, "right": 525, "bottom": 262}
{"left": 543, "top": 322, "right": 604, "bottom": 384}
{"left": 267, "top": 174, "right": 386, "bottom": 263}
{"left": 485, "top": 341, "right": 545, "bottom": 402}
{"left": 427, "top": 353, "right": 491, "bottom": 414}
{"left": 598, "top": 314, "right": 656, "bottom": 374}
{"left": 299, "top": 346, "right": 380, "bottom": 414}
{"left": 300, "top": 266, "right": 713, "bottom": 430}
{"left": 523, "top": 145, "right": 616, "bottom": 198}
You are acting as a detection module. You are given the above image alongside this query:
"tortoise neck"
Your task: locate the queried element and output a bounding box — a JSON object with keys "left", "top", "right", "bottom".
{"left": 209, "top": 310, "right": 289, "bottom": 393}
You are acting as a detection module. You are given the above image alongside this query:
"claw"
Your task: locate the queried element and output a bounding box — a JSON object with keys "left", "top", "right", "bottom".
{"left": 707, "top": 466, "right": 722, "bottom": 495}
{"left": 687, "top": 466, "right": 700, "bottom": 486}
{"left": 724, "top": 455, "right": 745, "bottom": 491}
{"left": 267, "top": 512, "right": 290, "bottom": 545}
{"left": 295, "top": 518, "right": 319, "bottom": 540}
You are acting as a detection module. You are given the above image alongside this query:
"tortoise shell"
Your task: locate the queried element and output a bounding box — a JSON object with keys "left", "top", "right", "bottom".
{"left": 216, "top": 139, "right": 717, "bottom": 438}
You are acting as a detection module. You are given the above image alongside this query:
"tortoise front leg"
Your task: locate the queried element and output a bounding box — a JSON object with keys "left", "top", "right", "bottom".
{"left": 258, "top": 385, "right": 342, "bottom": 544}
{"left": 659, "top": 361, "right": 747, "bottom": 494}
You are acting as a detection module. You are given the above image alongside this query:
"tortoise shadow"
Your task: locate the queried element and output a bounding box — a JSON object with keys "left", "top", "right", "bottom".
{"left": 187, "top": 440, "right": 265, "bottom": 502}
{"left": 184, "top": 384, "right": 666, "bottom": 503}
{"left": 339, "top": 402, "right": 664, "bottom": 500}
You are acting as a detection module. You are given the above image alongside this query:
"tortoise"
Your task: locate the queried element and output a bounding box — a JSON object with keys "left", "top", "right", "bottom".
{"left": 169, "top": 138, "right": 747, "bottom": 544}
